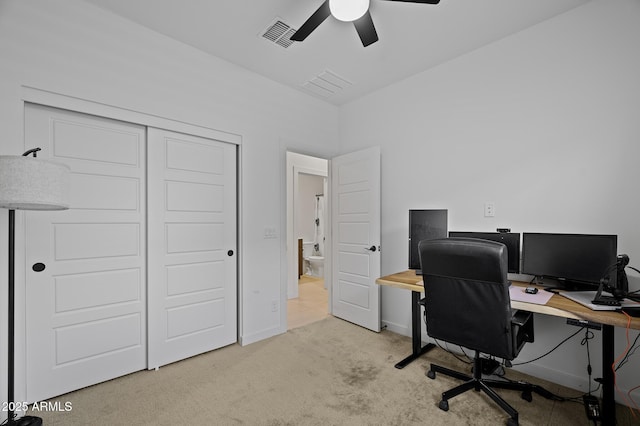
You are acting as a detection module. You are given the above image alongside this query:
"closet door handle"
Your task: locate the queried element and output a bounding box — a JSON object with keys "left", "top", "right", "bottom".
{"left": 365, "top": 245, "right": 377, "bottom": 252}
{"left": 32, "top": 262, "right": 46, "bottom": 272}
{"left": 227, "top": 250, "right": 234, "bottom": 256}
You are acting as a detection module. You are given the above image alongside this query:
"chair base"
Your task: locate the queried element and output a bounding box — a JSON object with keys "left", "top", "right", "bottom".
{"left": 426, "top": 354, "right": 555, "bottom": 426}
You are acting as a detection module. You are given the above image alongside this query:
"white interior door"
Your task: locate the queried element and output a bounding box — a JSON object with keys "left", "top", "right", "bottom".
{"left": 24, "top": 104, "right": 147, "bottom": 402}
{"left": 147, "top": 128, "right": 237, "bottom": 369}
{"left": 331, "top": 147, "right": 381, "bottom": 332}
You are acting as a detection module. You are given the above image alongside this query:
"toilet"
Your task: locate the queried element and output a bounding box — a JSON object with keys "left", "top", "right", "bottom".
{"left": 302, "top": 241, "right": 324, "bottom": 277}
{"left": 307, "top": 255, "right": 324, "bottom": 277}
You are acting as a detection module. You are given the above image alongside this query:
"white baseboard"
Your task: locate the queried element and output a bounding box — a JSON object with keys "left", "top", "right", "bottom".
{"left": 381, "top": 320, "right": 411, "bottom": 337}
{"left": 513, "top": 362, "right": 586, "bottom": 393}
{"left": 513, "top": 362, "right": 637, "bottom": 407}
{"left": 240, "top": 325, "right": 285, "bottom": 346}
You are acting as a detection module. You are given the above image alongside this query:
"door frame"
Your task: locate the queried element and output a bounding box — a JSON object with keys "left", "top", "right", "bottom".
{"left": 12, "top": 86, "right": 243, "bottom": 406}
{"left": 285, "top": 151, "right": 332, "bottom": 329}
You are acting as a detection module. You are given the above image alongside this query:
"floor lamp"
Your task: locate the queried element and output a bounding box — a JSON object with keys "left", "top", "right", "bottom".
{"left": 0, "top": 149, "right": 70, "bottom": 426}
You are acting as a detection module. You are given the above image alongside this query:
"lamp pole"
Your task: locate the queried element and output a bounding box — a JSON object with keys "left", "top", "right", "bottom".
{"left": 7, "top": 209, "right": 15, "bottom": 424}
{"left": 1, "top": 147, "right": 67, "bottom": 426}
{"left": 6, "top": 150, "right": 40, "bottom": 424}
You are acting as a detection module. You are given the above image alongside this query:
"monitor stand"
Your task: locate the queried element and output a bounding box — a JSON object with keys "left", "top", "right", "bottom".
{"left": 534, "top": 276, "right": 598, "bottom": 293}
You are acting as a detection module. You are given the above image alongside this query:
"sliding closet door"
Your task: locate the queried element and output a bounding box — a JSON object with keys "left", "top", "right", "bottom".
{"left": 24, "top": 104, "right": 147, "bottom": 402}
{"left": 148, "top": 128, "right": 237, "bottom": 368}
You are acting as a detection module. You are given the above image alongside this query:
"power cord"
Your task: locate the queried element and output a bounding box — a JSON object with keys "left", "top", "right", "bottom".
{"left": 431, "top": 339, "right": 472, "bottom": 365}
{"left": 581, "top": 328, "right": 596, "bottom": 395}
{"left": 433, "top": 330, "right": 602, "bottom": 404}
{"left": 579, "top": 328, "right": 602, "bottom": 422}
{"left": 615, "top": 330, "right": 640, "bottom": 371}
{"left": 511, "top": 326, "right": 585, "bottom": 366}
{"left": 612, "top": 312, "right": 640, "bottom": 420}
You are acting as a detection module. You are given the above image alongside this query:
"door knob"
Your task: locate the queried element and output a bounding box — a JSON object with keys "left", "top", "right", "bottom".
{"left": 227, "top": 250, "right": 234, "bottom": 256}
{"left": 365, "top": 245, "right": 377, "bottom": 252}
{"left": 32, "top": 262, "right": 46, "bottom": 272}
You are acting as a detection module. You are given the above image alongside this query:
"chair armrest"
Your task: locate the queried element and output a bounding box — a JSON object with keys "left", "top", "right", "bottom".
{"left": 512, "top": 310, "right": 532, "bottom": 327}
{"left": 511, "top": 310, "right": 534, "bottom": 356}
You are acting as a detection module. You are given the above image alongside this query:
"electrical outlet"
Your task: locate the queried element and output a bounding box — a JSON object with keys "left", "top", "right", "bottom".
{"left": 271, "top": 300, "right": 278, "bottom": 312}
{"left": 484, "top": 202, "right": 495, "bottom": 217}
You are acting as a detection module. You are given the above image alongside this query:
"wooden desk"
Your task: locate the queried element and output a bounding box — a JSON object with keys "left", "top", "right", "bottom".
{"left": 376, "top": 270, "right": 640, "bottom": 426}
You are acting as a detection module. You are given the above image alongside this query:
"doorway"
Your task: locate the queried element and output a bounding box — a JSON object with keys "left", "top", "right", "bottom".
{"left": 285, "top": 152, "right": 329, "bottom": 330}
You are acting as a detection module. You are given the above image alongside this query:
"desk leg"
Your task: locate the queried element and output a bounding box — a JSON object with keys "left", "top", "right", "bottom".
{"left": 601, "top": 324, "right": 615, "bottom": 426}
{"left": 394, "top": 290, "right": 435, "bottom": 369}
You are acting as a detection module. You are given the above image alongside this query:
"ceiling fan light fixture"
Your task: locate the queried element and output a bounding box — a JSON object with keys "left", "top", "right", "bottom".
{"left": 329, "top": 0, "right": 370, "bottom": 22}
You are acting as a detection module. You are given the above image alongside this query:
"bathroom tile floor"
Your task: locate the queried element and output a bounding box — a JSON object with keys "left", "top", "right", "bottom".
{"left": 287, "top": 275, "right": 329, "bottom": 330}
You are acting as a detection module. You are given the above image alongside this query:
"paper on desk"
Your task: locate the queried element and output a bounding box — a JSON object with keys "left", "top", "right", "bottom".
{"left": 509, "top": 286, "right": 554, "bottom": 305}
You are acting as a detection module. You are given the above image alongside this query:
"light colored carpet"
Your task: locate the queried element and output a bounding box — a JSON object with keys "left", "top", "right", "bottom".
{"left": 33, "top": 316, "right": 636, "bottom": 425}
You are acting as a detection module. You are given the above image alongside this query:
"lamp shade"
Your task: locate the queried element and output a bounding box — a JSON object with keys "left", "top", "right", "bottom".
{"left": 0, "top": 155, "right": 70, "bottom": 211}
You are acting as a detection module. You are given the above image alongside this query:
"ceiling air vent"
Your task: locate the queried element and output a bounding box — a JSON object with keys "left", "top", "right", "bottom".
{"left": 261, "top": 19, "right": 296, "bottom": 48}
{"left": 302, "top": 70, "right": 353, "bottom": 98}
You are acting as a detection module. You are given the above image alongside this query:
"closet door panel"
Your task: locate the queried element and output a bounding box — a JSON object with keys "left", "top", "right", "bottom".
{"left": 148, "top": 128, "right": 237, "bottom": 368}
{"left": 24, "top": 104, "right": 146, "bottom": 402}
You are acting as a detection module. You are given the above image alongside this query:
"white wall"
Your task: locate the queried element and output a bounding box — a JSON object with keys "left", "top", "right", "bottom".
{"left": 0, "top": 0, "right": 339, "bottom": 409}
{"left": 339, "top": 0, "right": 640, "bottom": 401}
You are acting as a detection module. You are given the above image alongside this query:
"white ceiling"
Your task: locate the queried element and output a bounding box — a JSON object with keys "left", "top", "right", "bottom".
{"left": 82, "top": 0, "right": 590, "bottom": 105}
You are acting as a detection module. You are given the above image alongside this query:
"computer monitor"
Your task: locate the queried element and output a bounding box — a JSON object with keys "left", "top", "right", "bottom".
{"left": 521, "top": 233, "right": 617, "bottom": 290}
{"left": 408, "top": 209, "right": 447, "bottom": 273}
{"left": 448, "top": 232, "right": 521, "bottom": 274}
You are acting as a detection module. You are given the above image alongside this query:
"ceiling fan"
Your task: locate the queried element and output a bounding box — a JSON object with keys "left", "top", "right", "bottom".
{"left": 290, "top": 0, "right": 441, "bottom": 47}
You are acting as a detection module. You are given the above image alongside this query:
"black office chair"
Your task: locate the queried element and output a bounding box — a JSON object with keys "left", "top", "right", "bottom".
{"left": 418, "top": 237, "right": 551, "bottom": 426}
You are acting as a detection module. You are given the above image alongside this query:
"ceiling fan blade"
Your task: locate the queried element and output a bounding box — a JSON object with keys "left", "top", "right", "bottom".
{"left": 353, "top": 11, "right": 378, "bottom": 47}
{"left": 290, "top": 0, "right": 331, "bottom": 42}
{"left": 381, "top": 0, "right": 440, "bottom": 4}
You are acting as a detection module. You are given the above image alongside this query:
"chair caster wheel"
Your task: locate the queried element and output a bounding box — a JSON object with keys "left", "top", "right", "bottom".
{"left": 427, "top": 370, "right": 436, "bottom": 380}
{"left": 438, "top": 400, "right": 449, "bottom": 411}
{"left": 521, "top": 391, "right": 532, "bottom": 402}
{"left": 506, "top": 417, "right": 518, "bottom": 426}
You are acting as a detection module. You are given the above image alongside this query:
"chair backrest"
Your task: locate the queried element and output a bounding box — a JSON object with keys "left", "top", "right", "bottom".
{"left": 418, "top": 237, "right": 515, "bottom": 360}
